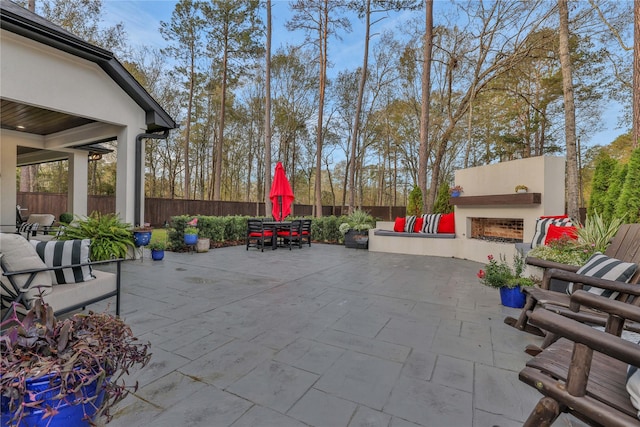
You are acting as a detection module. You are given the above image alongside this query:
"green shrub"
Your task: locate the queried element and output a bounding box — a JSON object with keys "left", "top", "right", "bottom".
{"left": 59, "top": 212, "right": 134, "bottom": 260}
{"left": 58, "top": 212, "right": 74, "bottom": 225}
{"left": 433, "top": 184, "right": 453, "bottom": 214}
{"left": 407, "top": 186, "right": 422, "bottom": 216}
{"left": 615, "top": 147, "right": 640, "bottom": 223}
{"left": 588, "top": 152, "right": 617, "bottom": 218}
{"left": 604, "top": 163, "right": 627, "bottom": 223}
{"left": 575, "top": 211, "right": 624, "bottom": 253}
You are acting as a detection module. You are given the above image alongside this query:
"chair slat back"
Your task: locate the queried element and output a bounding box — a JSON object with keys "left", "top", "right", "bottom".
{"left": 605, "top": 224, "right": 640, "bottom": 285}
{"left": 247, "top": 219, "right": 264, "bottom": 234}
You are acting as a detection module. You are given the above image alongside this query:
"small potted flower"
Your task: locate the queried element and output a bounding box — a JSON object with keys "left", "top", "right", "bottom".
{"left": 449, "top": 185, "right": 463, "bottom": 197}
{"left": 132, "top": 223, "right": 153, "bottom": 247}
{"left": 184, "top": 226, "right": 198, "bottom": 246}
{"left": 477, "top": 252, "right": 535, "bottom": 308}
{"left": 148, "top": 241, "right": 166, "bottom": 260}
{"left": 515, "top": 184, "right": 528, "bottom": 193}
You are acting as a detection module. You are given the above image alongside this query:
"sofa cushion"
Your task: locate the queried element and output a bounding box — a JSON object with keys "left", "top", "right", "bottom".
{"left": 437, "top": 212, "right": 455, "bottom": 234}
{"left": 393, "top": 217, "right": 406, "bottom": 232}
{"left": 567, "top": 252, "right": 638, "bottom": 298}
{"left": 404, "top": 216, "right": 416, "bottom": 233}
{"left": 421, "top": 214, "right": 441, "bottom": 234}
{"left": 544, "top": 224, "right": 578, "bottom": 245}
{"left": 43, "top": 269, "right": 116, "bottom": 314}
{"left": 0, "top": 233, "right": 52, "bottom": 309}
{"left": 531, "top": 217, "right": 573, "bottom": 248}
{"left": 30, "top": 239, "right": 94, "bottom": 284}
{"left": 628, "top": 359, "right": 640, "bottom": 419}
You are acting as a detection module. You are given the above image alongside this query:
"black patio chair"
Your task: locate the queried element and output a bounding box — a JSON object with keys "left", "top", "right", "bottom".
{"left": 277, "top": 219, "right": 302, "bottom": 250}
{"left": 246, "top": 218, "right": 272, "bottom": 252}
{"left": 300, "top": 219, "right": 312, "bottom": 247}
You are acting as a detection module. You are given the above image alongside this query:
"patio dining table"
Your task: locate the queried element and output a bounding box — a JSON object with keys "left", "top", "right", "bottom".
{"left": 263, "top": 221, "right": 292, "bottom": 250}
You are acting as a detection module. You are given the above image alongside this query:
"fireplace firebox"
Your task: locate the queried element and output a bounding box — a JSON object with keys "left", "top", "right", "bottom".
{"left": 470, "top": 217, "right": 523, "bottom": 243}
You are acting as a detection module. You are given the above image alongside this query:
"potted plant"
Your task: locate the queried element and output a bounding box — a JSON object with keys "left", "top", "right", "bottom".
{"left": 132, "top": 224, "right": 153, "bottom": 247}
{"left": 0, "top": 299, "right": 151, "bottom": 426}
{"left": 58, "top": 212, "right": 74, "bottom": 225}
{"left": 515, "top": 184, "right": 528, "bottom": 193}
{"left": 148, "top": 241, "right": 166, "bottom": 260}
{"left": 340, "top": 209, "right": 374, "bottom": 249}
{"left": 477, "top": 251, "right": 535, "bottom": 308}
{"left": 184, "top": 226, "right": 199, "bottom": 246}
{"left": 58, "top": 212, "right": 135, "bottom": 261}
{"left": 449, "top": 185, "right": 463, "bottom": 197}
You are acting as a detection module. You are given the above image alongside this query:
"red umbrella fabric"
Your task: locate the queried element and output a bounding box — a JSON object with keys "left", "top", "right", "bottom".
{"left": 270, "top": 162, "right": 294, "bottom": 221}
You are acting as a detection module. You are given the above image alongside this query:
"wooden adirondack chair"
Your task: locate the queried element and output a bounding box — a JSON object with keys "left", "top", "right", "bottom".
{"left": 520, "top": 290, "right": 640, "bottom": 427}
{"left": 504, "top": 224, "right": 640, "bottom": 343}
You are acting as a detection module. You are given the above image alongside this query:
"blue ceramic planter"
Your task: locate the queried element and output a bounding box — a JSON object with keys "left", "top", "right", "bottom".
{"left": 151, "top": 249, "right": 165, "bottom": 261}
{"left": 451, "top": 190, "right": 461, "bottom": 197}
{"left": 133, "top": 231, "right": 152, "bottom": 247}
{"left": 184, "top": 234, "right": 198, "bottom": 246}
{"left": 1, "top": 372, "right": 105, "bottom": 426}
{"left": 499, "top": 285, "right": 526, "bottom": 308}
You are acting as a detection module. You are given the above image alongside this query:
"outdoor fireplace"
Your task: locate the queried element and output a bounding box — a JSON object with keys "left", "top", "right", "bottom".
{"left": 470, "top": 217, "right": 524, "bottom": 243}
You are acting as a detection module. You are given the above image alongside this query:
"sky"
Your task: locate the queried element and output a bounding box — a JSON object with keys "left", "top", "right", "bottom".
{"left": 100, "top": 0, "right": 628, "bottom": 149}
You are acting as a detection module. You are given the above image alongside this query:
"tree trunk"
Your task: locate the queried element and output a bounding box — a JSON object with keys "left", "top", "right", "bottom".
{"left": 348, "top": 0, "right": 370, "bottom": 214}
{"left": 558, "top": 0, "right": 580, "bottom": 220}
{"left": 214, "top": 42, "right": 228, "bottom": 201}
{"left": 419, "top": 0, "right": 433, "bottom": 214}
{"left": 314, "top": 2, "right": 328, "bottom": 218}
{"left": 265, "top": 0, "right": 273, "bottom": 216}
{"left": 634, "top": 0, "right": 639, "bottom": 149}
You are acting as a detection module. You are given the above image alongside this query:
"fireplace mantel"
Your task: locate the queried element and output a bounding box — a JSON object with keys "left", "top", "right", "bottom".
{"left": 450, "top": 193, "right": 541, "bottom": 206}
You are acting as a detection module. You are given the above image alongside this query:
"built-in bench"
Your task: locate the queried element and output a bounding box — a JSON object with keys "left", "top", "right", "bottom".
{"left": 374, "top": 229, "right": 455, "bottom": 239}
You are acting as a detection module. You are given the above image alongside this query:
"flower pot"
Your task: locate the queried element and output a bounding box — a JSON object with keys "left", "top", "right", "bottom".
{"left": 133, "top": 230, "right": 152, "bottom": 247}
{"left": 151, "top": 249, "right": 165, "bottom": 261}
{"left": 344, "top": 230, "right": 368, "bottom": 249}
{"left": 1, "top": 371, "right": 105, "bottom": 427}
{"left": 184, "top": 234, "right": 198, "bottom": 246}
{"left": 517, "top": 189, "right": 528, "bottom": 193}
{"left": 450, "top": 190, "right": 461, "bottom": 197}
{"left": 499, "top": 285, "right": 526, "bottom": 308}
{"left": 196, "top": 238, "right": 210, "bottom": 253}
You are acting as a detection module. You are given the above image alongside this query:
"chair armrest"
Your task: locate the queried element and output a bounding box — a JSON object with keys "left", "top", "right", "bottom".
{"left": 2, "top": 258, "right": 124, "bottom": 279}
{"left": 542, "top": 268, "right": 640, "bottom": 300}
{"left": 570, "top": 290, "right": 640, "bottom": 324}
{"left": 528, "top": 302, "right": 640, "bottom": 367}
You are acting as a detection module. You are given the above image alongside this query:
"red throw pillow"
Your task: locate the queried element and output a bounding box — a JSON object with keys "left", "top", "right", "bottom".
{"left": 544, "top": 224, "right": 578, "bottom": 245}
{"left": 414, "top": 217, "right": 424, "bottom": 233}
{"left": 394, "top": 217, "right": 406, "bottom": 232}
{"left": 540, "top": 214, "right": 568, "bottom": 219}
{"left": 437, "top": 212, "right": 455, "bottom": 234}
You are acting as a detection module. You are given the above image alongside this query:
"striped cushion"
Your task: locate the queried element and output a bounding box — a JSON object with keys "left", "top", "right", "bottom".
{"left": 531, "top": 217, "right": 573, "bottom": 248}
{"left": 567, "top": 252, "right": 637, "bottom": 298}
{"left": 404, "top": 216, "right": 416, "bottom": 233}
{"left": 30, "top": 239, "right": 95, "bottom": 284}
{"left": 421, "top": 214, "right": 441, "bottom": 234}
{"left": 628, "top": 351, "right": 640, "bottom": 419}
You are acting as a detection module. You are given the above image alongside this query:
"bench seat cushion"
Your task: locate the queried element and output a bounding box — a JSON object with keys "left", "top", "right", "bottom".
{"left": 374, "top": 230, "right": 455, "bottom": 239}
{"left": 43, "top": 269, "right": 116, "bottom": 314}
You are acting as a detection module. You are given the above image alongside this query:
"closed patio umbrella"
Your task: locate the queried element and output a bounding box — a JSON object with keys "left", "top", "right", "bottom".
{"left": 269, "top": 162, "right": 294, "bottom": 221}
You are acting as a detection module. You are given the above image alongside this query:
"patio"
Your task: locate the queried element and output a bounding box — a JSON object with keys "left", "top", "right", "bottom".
{"left": 102, "top": 244, "right": 587, "bottom": 427}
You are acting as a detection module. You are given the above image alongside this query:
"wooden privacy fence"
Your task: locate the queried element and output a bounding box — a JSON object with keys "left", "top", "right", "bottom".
{"left": 17, "top": 193, "right": 407, "bottom": 227}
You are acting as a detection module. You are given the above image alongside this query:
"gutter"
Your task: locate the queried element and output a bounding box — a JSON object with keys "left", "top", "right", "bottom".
{"left": 135, "top": 130, "right": 170, "bottom": 226}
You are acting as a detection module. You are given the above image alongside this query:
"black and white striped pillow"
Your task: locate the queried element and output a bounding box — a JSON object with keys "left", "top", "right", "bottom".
{"left": 29, "top": 239, "right": 94, "bottom": 284}
{"left": 566, "top": 252, "right": 637, "bottom": 298}
{"left": 404, "top": 216, "right": 416, "bottom": 233}
{"left": 421, "top": 214, "right": 441, "bottom": 234}
{"left": 531, "top": 217, "right": 573, "bottom": 248}
{"left": 628, "top": 357, "right": 640, "bottom": 419}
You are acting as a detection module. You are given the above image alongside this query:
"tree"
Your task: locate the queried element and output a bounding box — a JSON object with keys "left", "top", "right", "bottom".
{"left": 419, "top": 0, "right": 433, "bottom": 214}
{"left": 635, "top": 0, "right": 639, "bottom": 149}
{"left": 605, "top": 162, "right": 628, "bottom": 222}
{"left": 587, "top": 152, "right": 616, "bottom": 217}
{"left": 287, "top": 0, "right": 351, "bottom": 216}
{"left": 265, "top": 0, "right": 273, "bottom": 216}
{"left": 203, "top": 0, "right": 263, "bottom": 201}
{"left": 615, "top": 147, "right": 640, "bottom": 222}
{"left": 160, "top": 0, "right": 206, "bottom": 199}
{"left": 558, "top": 0, "right": 580, "bottom": 220}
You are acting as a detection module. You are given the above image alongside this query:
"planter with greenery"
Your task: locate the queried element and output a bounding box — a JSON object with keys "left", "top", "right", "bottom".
{"left": 148, "top": 241, "right": 166, "bottom": 260}
{"left": 58, "top": 212, "right": 135, "bottom": 261}
{"left": 449, "top": 185, "right": 463, "bottom": 197}
{"left": 339, "top": 209, "right": 375, "bottom": 249}
{"left": 515, "top": 184, "right": 528, "bottom": 193}
{"left": 0, "top": 299, "right": 150, "bottom": 426}
{"left": 477, "top": 252, "right": 535, "bottom": 308}
{"left": 184, "top": 227, "right": 198, "bottom": 246}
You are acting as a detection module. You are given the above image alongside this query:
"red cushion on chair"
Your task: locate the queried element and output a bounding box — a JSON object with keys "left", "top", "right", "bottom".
{"left": 249, "top": 231, "right": 272, "bottom": 237}
{"left": 394, "top": 217, "right": 406, "bottom": 232}
{"left": 413, "top": 217, "right": 423, "bottom": 233}
{"left": 540, "top": 214, "right": 568, "bottom": 219}
{"left": 544, "top": 224, "right": 577, "bottom": 244}
{"left": 277, "top": 231, "right": 299, "bottom": 237}
{"left": 437, "top": 212, "right": 455, "bottom": 234}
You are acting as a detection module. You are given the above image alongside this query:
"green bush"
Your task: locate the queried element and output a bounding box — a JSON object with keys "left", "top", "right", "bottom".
{"left": 58, "top": 212, "right": 74, "bottom": 225}
{"left": 615, "top": 147, "right": 640, "bottom": 223}
{"left": 407, "top": 186, "right": 422, "bottom": 216}
{"left": 433, "top": 184, "right": 453, "bottom": 214}
{"left": 59, "top": 212, "right": 134, "bottom": 260}
{"left": 588, "top": 152, "right": 617, "bottom": 218}
{"left": 604, "top": 163, "right": 627, "bottom": 223}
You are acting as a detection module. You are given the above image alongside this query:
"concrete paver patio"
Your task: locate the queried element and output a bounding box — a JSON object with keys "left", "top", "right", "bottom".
{"left": 103, "top": 243, "right": 587, "bottom": 427}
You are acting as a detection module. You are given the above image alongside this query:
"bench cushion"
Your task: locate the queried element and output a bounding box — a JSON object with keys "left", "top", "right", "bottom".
{"left": 43, "top": 269, "right": 116, "bottom": 314}
{"left": 374, "top": 230, "right": 455, "bottom": 239}
{"left": 30, "top": 239, "right": 94, "bottom": 284}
